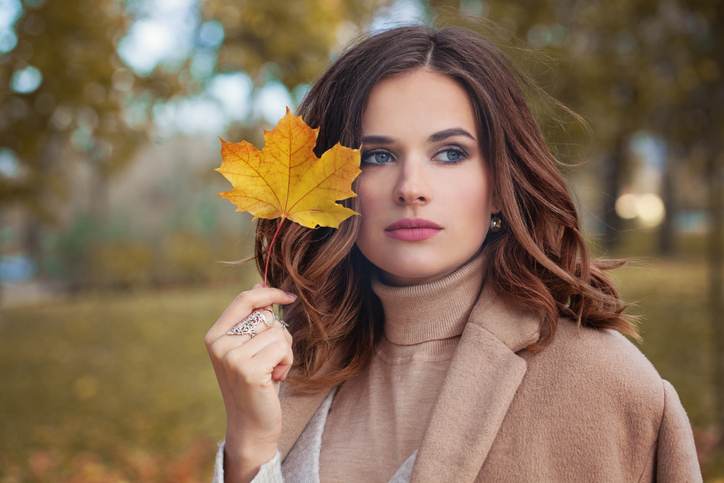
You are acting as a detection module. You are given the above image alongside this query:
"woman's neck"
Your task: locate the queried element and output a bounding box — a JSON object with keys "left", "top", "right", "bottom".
{"left": 370, "top": 248, "right": 489, "bottom": 345}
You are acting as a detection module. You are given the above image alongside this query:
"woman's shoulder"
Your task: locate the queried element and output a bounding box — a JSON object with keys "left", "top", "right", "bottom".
{"left": 527, "top": 316, "right": 669, "bottom": 417}
{"left": 522, "top": 316, "right": 701, "bottom": 480}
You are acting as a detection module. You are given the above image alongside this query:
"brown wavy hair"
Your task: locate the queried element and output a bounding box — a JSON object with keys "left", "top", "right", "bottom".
{"left": 254, "top": 24, "right": 642, "bottom": 396}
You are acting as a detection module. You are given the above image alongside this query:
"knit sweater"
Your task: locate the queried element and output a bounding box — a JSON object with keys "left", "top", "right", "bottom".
{"left": 213, "top": 247, "right": 488, "bottom": 482}
{"left": 319, "top": 248, "right": 488, "bottom": 482}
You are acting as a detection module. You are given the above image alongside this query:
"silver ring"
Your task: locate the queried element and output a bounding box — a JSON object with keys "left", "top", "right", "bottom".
{"left": 226, "top": 308, "right": 276, "bottom": 337}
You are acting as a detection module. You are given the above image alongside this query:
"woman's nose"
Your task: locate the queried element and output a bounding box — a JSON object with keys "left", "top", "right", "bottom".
{"left": 394, "top": 161, "right": 429, "bottom": 205}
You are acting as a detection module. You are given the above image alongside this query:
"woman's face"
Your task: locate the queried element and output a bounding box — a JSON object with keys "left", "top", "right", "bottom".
{"left": 355, "top": 67, "right": 498, "bottom": 286}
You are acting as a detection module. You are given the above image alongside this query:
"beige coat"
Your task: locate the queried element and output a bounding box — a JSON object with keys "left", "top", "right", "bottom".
{"left": 276, "top": 281, "right": 703, "bottom": 482}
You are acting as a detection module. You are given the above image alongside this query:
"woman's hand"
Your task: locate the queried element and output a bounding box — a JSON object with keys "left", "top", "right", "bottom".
{"left": 204, "top": 282, "right": 297, "bottom": 467}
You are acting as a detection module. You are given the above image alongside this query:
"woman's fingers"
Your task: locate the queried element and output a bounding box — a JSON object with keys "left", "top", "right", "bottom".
{"left": 225, "top": 336, "right": 294, "bottom": 384}
{"left": 251, "top": 339, "right": 294, "bottom": 381}
{"left": 205, "top": 286, "right": 296, "bottom": 343}
{"left": 223, "top": 330, "right": 293, "bottom": 387}
{"left": 208, "top": 318, "right": 287, "bottom": 361}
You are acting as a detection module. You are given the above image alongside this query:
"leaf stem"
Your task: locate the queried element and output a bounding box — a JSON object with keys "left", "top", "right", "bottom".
{"left": 264, "top": 216, "right": 286, "bottom": 287}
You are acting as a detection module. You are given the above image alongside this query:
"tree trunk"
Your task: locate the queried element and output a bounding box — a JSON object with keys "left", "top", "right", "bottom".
{"left": 0, "top": 212, "right": 4, "bottom": 305}
{"left": 20, "top": 132, "right": 65, "bottom": 282}
{"left": 657, "top": 152, "right": 676, "bottom": 256}
{"left": 707, "top": 147, "right": 723, "bottom": 446}
{"left": 601, "top": 134, "right": 627, "bottom": 251}
{"left": 89, "top": 163, "right": 110, "bottom": 223}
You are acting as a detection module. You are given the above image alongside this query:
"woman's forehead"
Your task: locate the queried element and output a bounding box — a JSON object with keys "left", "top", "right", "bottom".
{"left": 361, "top": 69, "right": 477, "bottom": 140}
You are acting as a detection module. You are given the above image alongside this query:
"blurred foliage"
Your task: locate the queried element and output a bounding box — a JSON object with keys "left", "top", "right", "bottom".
{"left": 0, "top": 1, "right": 186, "bottom": 222}
{"left": 42, "top": 213, "right": 254, "bottom": 293}
{"left": 160, "top": 231, "right": 219, "bottom": 286}
{"left": 88, "top": 240, "right": 155, "bottom": 290}
{"left": 201, "top": 0, "right": 393, "bottom": 88}
{"left": 429, "top": 0, "right": 721, "bottom": 169}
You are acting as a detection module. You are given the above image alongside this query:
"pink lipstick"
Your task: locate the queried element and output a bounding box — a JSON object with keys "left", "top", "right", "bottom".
{"left": 384, "top": 217, "right": 443, "bottom": 241}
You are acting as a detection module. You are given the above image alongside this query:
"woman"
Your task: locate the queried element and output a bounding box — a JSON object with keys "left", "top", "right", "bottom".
{"left": 205, "top": 24, "right": 702, "bottom": 482}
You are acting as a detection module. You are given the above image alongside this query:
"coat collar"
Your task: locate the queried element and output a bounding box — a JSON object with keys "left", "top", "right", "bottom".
{"left": 277, "top": 279, "right": 542, "bottom": 482}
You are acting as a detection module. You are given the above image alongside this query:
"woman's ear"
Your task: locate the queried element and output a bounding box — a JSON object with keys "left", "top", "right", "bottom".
{"left": 490, "top": 192, "right": 500, "bottom": 215}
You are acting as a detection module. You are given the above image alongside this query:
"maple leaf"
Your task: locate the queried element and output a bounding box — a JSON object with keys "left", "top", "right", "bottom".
{"left": 215, "top": 105, "right": 361, "bottom": 230}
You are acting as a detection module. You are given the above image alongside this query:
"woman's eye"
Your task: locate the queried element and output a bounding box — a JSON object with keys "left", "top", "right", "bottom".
{"left": 360, "top": 147, "right": 468, "bottom": 166}
{"left": 361, "top": 150, "right": 393, "bottom": 165}
{"left": 434, "top": 148, "right": 468, "bottom": 164}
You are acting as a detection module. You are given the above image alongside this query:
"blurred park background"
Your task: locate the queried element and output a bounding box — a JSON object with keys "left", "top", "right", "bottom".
{"left": 0, "top": 0, "right": 721, "bottom": 481}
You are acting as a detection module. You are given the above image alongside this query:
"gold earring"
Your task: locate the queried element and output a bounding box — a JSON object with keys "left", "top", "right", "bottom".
{"left": 490, "top": 212, "right": 503, "bottom": 232}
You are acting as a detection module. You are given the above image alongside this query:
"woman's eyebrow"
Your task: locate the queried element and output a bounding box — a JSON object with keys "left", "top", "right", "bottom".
{"left": 361, "top": 127, "right": 476, "bottom": 145}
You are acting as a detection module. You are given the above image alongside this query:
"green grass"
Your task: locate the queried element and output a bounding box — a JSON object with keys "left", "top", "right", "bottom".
{"left": 0, "top": 282, "right": 247, "bottom": 482}
{"left": 0, "top": 256, "right": 721, "bottom": 481}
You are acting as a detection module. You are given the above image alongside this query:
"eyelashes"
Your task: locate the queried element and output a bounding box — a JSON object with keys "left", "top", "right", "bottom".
{"left": 361, "top": 150, "right": 394, "bottom": 165}
{"left": 360, "top": 146, "right": 469, "bottom": 166}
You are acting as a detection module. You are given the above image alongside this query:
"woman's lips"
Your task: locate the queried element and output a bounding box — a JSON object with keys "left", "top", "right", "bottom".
{"left": 384, "top": 227, "right": 442, "bottom": 241}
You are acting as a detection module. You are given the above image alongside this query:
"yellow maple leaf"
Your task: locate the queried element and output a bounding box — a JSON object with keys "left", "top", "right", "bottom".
{"left": 215, "top": 105, "right": 361, "bottom": 230}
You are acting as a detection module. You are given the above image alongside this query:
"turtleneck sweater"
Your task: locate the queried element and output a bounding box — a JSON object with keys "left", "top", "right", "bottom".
{"left": 318, "top": 247, "right": 489, "bottom": 483}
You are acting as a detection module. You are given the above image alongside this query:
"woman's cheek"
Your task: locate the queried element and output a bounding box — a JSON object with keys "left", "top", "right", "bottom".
{"left": 449, "top": 190, "right": 491, "bottom": 235}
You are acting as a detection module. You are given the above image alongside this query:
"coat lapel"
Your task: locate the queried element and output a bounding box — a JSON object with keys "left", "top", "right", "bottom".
{"left": 277, "top": 279, "right": 542, "bottom": 483}
{"left": 409, "top": 280, "right": 541, "bottom": 482}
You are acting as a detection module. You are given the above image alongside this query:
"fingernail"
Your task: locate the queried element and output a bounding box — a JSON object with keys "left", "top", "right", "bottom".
{"left": 285, "top": 292, "right": 297, "bottom": 299}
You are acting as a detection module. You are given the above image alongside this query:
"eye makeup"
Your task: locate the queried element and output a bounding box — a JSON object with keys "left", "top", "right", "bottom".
{"left": 360, "top": 145, "right": 470, "bottom": 166}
